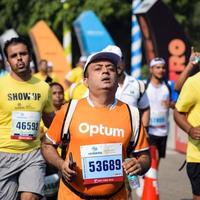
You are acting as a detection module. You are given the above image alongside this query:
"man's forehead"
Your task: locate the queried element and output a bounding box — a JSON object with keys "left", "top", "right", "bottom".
{"left": 89, "top": 60, "right": 115, "bottom": 66}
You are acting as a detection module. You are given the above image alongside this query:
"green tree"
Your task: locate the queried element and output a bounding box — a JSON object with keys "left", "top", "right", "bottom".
{"left": 0, "top": 0, "right": 199, "bottom": 67}
{"left": 0, "top": 0, "right": 131, "bottom": 65}
{"left": 0, "top": 0, "right": 130, "bottom": 40}
{"left": 163, "top": 0, "right": 200, "bottom": 48}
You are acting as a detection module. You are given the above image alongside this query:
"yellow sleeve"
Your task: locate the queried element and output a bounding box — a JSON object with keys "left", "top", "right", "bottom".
{"left": 175, "top": 78, "right": 196, "bottom": 112}
{"left": 43, "top": 86, "right": 54, "bottom": 113}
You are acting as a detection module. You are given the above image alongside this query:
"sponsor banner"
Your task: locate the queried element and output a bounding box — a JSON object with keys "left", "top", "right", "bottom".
{"left": 135, "top": 0, "right": 191, "bottom": 81}
{"left": 73, "top": 10, "right": 115, "bottom": 56}
{"left": 29, "top": 20, "right": 71, "bottom": 87}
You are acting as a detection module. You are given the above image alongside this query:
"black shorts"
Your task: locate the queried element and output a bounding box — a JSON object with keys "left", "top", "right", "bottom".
{"left": 148, "top": 135, "right": 167, "bottom": 158}
{"left": 187, "top": 163, "right": 200, "bottom": 195}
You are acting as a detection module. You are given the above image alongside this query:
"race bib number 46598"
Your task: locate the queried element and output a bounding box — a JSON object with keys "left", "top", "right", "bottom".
{"left": 80, "top": 143, "right": 123, "bottom": 185}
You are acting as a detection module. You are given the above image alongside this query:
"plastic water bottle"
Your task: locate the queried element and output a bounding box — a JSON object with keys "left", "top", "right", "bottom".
{"left": 125, "top": 158, "right": 140, "bottom": 189}
{"left": 127, "top": 174, "right": 140, "bottom": 189}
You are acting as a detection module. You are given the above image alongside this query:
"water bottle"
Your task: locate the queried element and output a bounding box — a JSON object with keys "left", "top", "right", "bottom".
{"left": 125, "top": 158, "right": 140, "bottom": 189}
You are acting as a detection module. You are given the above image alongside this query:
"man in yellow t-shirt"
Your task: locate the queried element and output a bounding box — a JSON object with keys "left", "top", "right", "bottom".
{"left": 64, "top": 56, "right": 87, "bottom": 88}
{"left": 67, "top": 80, "right": 88, "bottom": 100}
{"left": 174, "top": 71, "right": 200, "bottom": 199}
{"left": 64, "top": 56, "right": 87, "bottom": 101}
{"left": 42, "top": 51, "right": 150, "bottom": 200}
{"left": 0, "top": 37, "right": 55, "bottom": 200}
{"left": 34, "top": 59, "right": 58, "bottom": 84}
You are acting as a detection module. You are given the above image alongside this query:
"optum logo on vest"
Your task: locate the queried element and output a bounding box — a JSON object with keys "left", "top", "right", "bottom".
{"left": 78, "top": 122, "right": 124, "bottom": 137}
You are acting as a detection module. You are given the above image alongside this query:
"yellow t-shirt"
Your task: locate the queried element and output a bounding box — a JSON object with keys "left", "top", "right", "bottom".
{"left": 69, "top": 81, "right": 88, "bottom": 100}
{"left": 65, "top": 66, "right": 83, "bottom": 84}
{"left": 175, "top": 72, "right": 200, "bottom": 162}
{"left": 64, "top": 88, "right": 70, "bottom": 102}
{"left": 64, "top": 80, "right": 88, "bottom": 101}
{"left": 0, "top": 74, "right": 54, "bottom": 153}
{"left": 34, "top": 72, "right": 47, "bottom": 81}
{"left": 49, "top": 72, "right": 59, "bottom": 83}
{"left": 34, "top": 72, "right": 58, "bottom": 83}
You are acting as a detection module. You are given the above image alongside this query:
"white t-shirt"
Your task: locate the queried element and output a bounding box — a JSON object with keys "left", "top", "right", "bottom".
{"left": 146, "top": 82, "right": 170, "bottom": 137}
{"left": 116, "top": 73, "right": 149, "bottom": 109}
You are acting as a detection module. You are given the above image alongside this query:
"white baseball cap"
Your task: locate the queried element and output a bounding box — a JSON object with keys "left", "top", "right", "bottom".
{"left": 149, "top": 57, "right": 166, "bottom": 67}
{"left": 102, "top": 45, "right": 123, "bottom": 58}
{"left": 83, "top": 51, "right": 120, "bottom": 76}
{"left": 79, "top": 56, "right": 87, "bottom": 63}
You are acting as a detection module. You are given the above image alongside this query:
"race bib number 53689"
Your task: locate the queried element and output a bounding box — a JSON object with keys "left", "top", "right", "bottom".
{"left": 80, "top": 143, "right": 123, "bottom": 185}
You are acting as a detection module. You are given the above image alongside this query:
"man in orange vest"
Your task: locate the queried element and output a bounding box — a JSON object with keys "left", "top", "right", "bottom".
{"left": 41, "top": 50, "right": 150, "bottom": 199}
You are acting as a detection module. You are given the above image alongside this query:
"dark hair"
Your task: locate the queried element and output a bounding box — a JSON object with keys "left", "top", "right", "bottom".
{"left": 3, "top": 37, "right": 31, "bottom": 58}
{"left": 49, "top": 82, "right": 64, "bottom": 93}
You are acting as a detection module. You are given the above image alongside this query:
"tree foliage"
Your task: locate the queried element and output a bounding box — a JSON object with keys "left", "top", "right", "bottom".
{"left": 163, "top": 0, "right": 200, "bottom": 48}
{"left": 0, "top": 0, "right": 199, "bottom": 59}
{"left": 0, "top": 0, "right": 130, "bottom": 39}
{"left": 0, "top": 0, "right": 131, "bottom": 65}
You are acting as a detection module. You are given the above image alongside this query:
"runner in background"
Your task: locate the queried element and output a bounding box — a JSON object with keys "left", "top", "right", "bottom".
{"left": 64, "top": 55, "right": 87, "bottom": 88}
{"left": 34, "top": 59, "right": 54, "bottom": 84}
{"left": 0, "top": 37, "right": 55, "bottom": 200}
{"left": 64, "top": 56, "right": 87, "bottom": 101}
{"left": 146, "top": 57, "right": 176, "bottom": 166}
{"left": 41, "top": 50, "right": 150, "bottom": 200}
{"left": 50, "top": 82, "right": 66, "bottom": 111}
{"left": 42, "top": 82, "right": 66, "bottom": 200}
{"left": 40, "top": 82, "right": 66, "bottom": 138}
{"left": 67, "top": 80, "right": 89, "bottom": 100}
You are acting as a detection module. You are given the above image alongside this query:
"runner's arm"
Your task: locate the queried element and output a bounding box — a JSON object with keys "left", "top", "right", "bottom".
{"left": 174, "top": 108, "right": 200, "bottom": 140}
{"left": 173, "top": 108, "right": 191, "bottom": 134}
{"left": 124, "top": 120, "right": 150, "bottom": 175}
{"left": 174, "top": 47, "right": 200, "bottom": 92}
{"left": 41, "top": 136, "right": 77, "bottom": 181}
{"left": 140, "top": 107, "right": 150, "bottom": 129}
{"left": 136, "top": 150, "right": 151, "bottom": 175}
{"left": 122, "top": 150, "right": 150, "bottom": 176}
{"left": 174, "top": 63, "right": 194, "bottom": 92}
